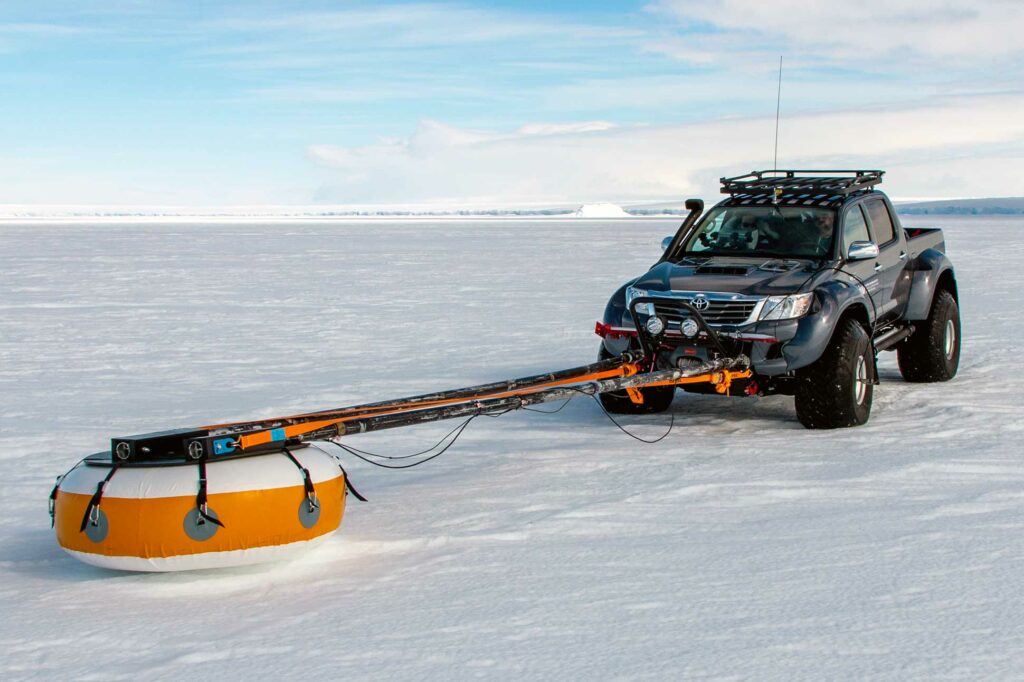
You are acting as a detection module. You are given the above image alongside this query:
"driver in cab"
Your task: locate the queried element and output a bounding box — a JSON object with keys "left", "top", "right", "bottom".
{"left": 789, "top": 211, "right": 835, "bottom": 256}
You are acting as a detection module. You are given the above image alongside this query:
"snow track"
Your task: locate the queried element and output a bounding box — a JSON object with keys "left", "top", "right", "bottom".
{"left": 1, "top": 217, "right": 1021, "bottom": 679}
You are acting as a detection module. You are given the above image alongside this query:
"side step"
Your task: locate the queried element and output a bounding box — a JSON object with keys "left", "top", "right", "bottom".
{"left": 874, "top": 324, "right": 914, "bottom": 352}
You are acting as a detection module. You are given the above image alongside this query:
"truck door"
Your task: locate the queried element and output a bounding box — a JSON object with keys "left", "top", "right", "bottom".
{"left": 863, "top": 197, "right": 911, "bottom": 321}
{"left": 840, "top": 204, "right": 887, "bottom": 324}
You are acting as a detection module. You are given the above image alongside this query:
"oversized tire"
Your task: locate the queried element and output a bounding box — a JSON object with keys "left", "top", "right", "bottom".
{"left": 794, "top": 317, "right": 873, "bottom": 429}
{"left": 897, "top": 289, "right": 960, "bottom": 382}
{"left": 597, "top": 346, "right": 675, "bottom": 414}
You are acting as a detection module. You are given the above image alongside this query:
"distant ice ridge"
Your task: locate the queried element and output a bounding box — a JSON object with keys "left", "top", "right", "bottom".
{"left": 573, "top": 203, "right": 630, "bottom": 218}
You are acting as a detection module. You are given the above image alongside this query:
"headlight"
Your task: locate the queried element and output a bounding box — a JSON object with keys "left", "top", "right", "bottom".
{"left": 759, "top": 293, "right": 814, "bottom": 321}
{"left": 645, "top": 316, "right": 665, "bottom": 336}
{"left": 625, "top": 286, "right": 646, "bottom": 306}
{"left": 625, "top": 286, "right": 654, "bottom": 316}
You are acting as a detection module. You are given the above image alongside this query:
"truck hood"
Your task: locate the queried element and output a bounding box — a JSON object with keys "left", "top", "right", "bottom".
{"left": 633, "top": 257, "right": 823, "bottom": 297}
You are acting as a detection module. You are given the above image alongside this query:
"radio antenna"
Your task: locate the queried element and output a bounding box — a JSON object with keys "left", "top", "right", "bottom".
{"left": 773, "top": 56, "right": 782, "bottom": 171}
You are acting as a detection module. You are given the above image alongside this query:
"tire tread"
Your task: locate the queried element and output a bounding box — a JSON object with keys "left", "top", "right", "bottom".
{"left": 897, "top": 289, "right": 960, "bottom": 382}
{"left": 794, "top": 317, "right": 873, "bottom": 429}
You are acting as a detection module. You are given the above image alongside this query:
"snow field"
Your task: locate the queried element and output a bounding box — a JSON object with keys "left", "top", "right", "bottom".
{"left": 0, "top": 216, "right": 1021, "bottom": 679}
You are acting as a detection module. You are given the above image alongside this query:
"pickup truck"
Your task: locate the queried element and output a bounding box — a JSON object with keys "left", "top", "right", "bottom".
{"left": 597, "top": 170, "right": 960, "bottom": 428}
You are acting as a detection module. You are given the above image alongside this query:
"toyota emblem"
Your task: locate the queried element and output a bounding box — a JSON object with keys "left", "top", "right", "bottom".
{"left": 691, "top": 295, "right": 710, "bottom": 311}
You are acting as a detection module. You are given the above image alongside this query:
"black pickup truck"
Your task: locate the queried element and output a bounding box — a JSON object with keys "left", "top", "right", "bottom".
{"left": 597, "top": 170, "right": 960, "bottom": 428}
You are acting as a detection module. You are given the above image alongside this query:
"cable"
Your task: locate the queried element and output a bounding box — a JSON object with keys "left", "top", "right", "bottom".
{"left": 772, "top": 248, "right": 877, "bottom": 335}
{"left": 316, "top": 385, "right": 673, "bottom": 475}
{"left": 318, "top": 415, "right": 477, "bottom": 470}
{"left": 479, "top": 405, "right": 521, "bottom": 418}
{"left": 575, "top": 388, "right": 676, "bottom": 444}
{"left": 773, "top": 56, "right": 782, "bottom": 170}
{"left": 49, "top": 455, "right": 90, "bottom": 527}
{"left": 329, "top": 401, "right": 524, "bottom": 466}
{"left": 521, "top": 397, "right": 574, "bottom": 414}
{"left": 333, "top": 417, "right": 477, "bottom": 461}
{"left": 832, "top": 264, "right": 879, "bottom": 334}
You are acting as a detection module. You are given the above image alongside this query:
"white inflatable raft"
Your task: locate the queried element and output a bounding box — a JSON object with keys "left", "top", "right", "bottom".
{"left": 53, "top": 448, "right": 346, "bottom": 572}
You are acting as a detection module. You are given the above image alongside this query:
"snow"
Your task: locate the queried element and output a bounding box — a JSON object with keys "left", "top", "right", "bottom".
{"left": 573, "top": 202, "right": 630, "bottom": 218}
{"left": 1, "top": 216, "right": 1022, "bottom": 678}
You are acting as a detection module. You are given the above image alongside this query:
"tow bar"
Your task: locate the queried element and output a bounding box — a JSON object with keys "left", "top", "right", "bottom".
{"left": 49, "top": 305, "right": 749, "bottom": 572}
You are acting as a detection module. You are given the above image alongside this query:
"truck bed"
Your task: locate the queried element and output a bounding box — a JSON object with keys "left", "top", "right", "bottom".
{"left": 904, "top": 227, "right": 945, "bottom": 257}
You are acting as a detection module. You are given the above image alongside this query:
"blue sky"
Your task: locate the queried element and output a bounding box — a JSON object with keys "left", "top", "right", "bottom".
{"left": 1, "top": 1, "right": 1022, "bottom": 206}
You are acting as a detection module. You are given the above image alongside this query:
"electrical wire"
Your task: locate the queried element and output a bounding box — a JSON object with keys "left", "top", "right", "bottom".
{"left": 521, "top": 397, "right": 574, "bottom": 414}
{"left": 316, "top": 386, "right": 674, "bottom": 474}
{"left": 331, "top": 417, "right": 479, "bottom": 461}
{"left": 832, "top": 264, "right": 879, "bottom": 334}
{"left": 319, "top": 403, "right": 520, "bottom": 469}
{"left": 318, "top": 415, "right": 478, "bottom": 470}
{"left": 48, "top": 454, "right": 95, "bottom": 527}
{"left": 576, "top": 388, "right": 676, "bottom": 444}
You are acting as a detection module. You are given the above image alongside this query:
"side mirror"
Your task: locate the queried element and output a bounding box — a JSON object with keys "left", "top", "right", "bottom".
{"left": 661, "top": 236, "right": 674, "bottom": 251}
{"left": 847, "top": 241, "right": 879, "bottom": 261}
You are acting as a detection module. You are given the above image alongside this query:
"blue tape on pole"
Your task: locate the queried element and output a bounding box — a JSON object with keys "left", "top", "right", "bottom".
{"left": 270, "top": 428, "right": 286, "bottom": 442}
{"left": 212, "top": 438, "right": 236, "bottom": 456}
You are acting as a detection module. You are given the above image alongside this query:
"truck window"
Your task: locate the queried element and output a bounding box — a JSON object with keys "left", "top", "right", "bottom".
{"left": 843, "top": 206, "right": 871, "bottom": 252}
{"left": 682, "top": 206, "right": 835, "bottom": 259}
{"left": 864, "top": 198, "right": 896, "bottom": 245}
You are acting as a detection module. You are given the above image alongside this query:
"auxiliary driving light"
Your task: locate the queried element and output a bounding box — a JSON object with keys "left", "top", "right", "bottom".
{"left": 680, "top": 317, "right": 700, "bottom": 338}
{"left": 645, "top": 316, "right": 666, "bottom": 336}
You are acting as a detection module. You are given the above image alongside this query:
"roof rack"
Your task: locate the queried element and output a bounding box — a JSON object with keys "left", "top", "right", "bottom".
{"left": 720, "top": 170, "right": 884, "bottom": 197}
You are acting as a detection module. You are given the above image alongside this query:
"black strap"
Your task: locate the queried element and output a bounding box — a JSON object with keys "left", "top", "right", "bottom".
{"left": 49, "top": 476, "right": 63, "bottom": 529}
{"left": 79, "top": 464, "right": 120, "bottom": 532}
{"left": 283, "top": 448, "right": 319, "bottom": 510}
{"left": 335, "top": 461, "right": 367, "bottom": 502}
{"left": 194, "top": 459, "right": 225, "bottom": 528}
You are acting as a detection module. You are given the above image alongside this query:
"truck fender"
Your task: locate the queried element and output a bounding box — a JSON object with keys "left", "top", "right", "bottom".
{"left": 602, "top": 281, "right": 632, "bottom": 327}
{"left": 600, "top": 280, "right": 638, "bottom": 355}
{"left": 904, "top": 249, "right": 956, "bottom": 321}
{"left": 782, "top": 282, "right": 870, "bottom": 373}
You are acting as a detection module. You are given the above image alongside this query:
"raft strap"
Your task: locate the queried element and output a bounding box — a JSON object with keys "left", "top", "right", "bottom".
{"left": 49, "top": 476, "right": 63, "bottom": 529}
{"left": 194, "top": 459, "right": 225, "bottom": 528}
{"left": 336, "top": 461, "right": 367, "bottom": 502}
{"left": 282, "top": 448, "right": 319, "bottom": 512}
{"left": 79, "top": 463, "right": 120, "bottom": 533}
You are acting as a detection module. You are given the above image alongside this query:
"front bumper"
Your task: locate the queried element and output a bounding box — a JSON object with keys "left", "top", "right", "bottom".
{"left": 598, "top": 302, "right": 820, "bottom": 376}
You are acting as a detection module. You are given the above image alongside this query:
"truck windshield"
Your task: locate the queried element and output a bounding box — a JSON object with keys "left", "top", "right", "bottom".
{"left": 681, "top": 206, "right": 836, "bottom": 259}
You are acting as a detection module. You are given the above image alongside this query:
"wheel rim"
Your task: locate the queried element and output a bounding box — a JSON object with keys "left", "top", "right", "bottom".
{"left": 854, "top": 355, "right": 868, "bottom": 405}
{"left": 944, "top": 319, "right": 956, "bottom": 360}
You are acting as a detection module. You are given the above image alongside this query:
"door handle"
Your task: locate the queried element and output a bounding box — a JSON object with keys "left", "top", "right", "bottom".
{"left": 874, "top": 263, "right": 882, "bottom": 272}
{"left": 899, "top": 251, "right": 907, "bottom": 260}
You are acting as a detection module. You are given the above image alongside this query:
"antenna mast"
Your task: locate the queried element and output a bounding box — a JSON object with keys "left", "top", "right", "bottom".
{"left": 773, "top": 56, "right": 782, "bottom": 171}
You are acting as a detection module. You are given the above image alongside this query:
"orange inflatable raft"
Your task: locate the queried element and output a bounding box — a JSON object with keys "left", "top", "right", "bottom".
{"left": 52, "top": 448, "right": 346, "bottom": 572}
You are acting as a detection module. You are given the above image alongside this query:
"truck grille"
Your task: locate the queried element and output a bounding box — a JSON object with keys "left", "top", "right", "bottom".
{"left": 653, "top": 300, "right": 758, "bottom": 326}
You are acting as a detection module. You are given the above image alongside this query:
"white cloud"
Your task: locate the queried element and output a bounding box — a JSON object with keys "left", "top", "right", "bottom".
{"left": 0, "top": 22, "right": 83, "bottom": 36}
{"left": 4, "top": 2, "right": 1022, "bottom": 206}
{"left": 307, "top": 95, "right": 1024, "bottom": 205}
{"left": 206, "top": 4, "right": 641, "bottom": 49}
{"left": 647, "top": 0, "right": 1024, "bottom": 61}
{"left": 515, "top": 121, "right": 618, "bottom": 136}
{"left": 0, "top": 20, "right": 84, "bottom": 53}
